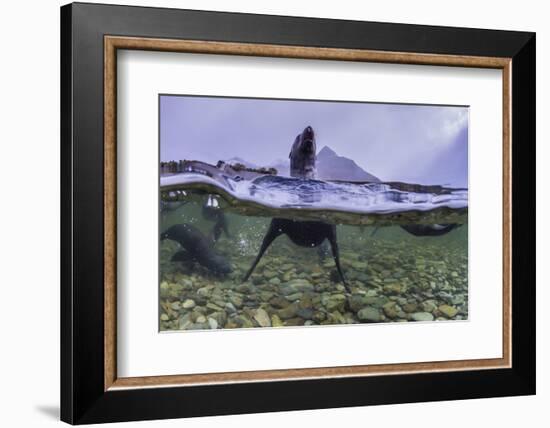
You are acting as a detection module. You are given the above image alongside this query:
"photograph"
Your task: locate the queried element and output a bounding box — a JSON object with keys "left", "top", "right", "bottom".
{"left": 51, "top": 1, "right": 538, "bottom": 424}
{"left": 159, "top": 95, "right": 469, "bottom": 331}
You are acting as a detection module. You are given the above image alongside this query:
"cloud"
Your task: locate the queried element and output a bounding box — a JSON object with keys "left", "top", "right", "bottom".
{"left": 426, "top": 107, "right": 469, "bottom": 143}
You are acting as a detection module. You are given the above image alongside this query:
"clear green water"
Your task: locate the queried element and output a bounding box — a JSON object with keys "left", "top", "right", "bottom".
{"left": 159, "top": 191, "right": 468, "bottom": 331}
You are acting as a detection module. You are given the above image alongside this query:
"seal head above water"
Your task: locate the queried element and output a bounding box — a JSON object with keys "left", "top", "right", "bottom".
{"left": 290, "top": 126, "right": 317, "bottom": 179}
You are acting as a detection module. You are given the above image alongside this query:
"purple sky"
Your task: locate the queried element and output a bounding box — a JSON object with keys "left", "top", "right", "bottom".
{"left": 160, "top": 95, "right": 468, "bottom": 187}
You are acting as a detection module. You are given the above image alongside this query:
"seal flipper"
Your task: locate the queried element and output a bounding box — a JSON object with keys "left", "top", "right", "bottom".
{"left": 243, "top": 220, "right": 283, "bottom": 282}
{"left": 171, "top": 250, "right": 194, "bottom": 263}
{"left": 326, "top": 225, "right": 349, "bottom": 292}
{"left": 208, "top": 221, "right": 223, "bottom": 245}
{"left": 221, "top": 217, "right": 231, "bottom": 238}
{"left": 208, "top": 216, "right": 231, "bottom": 246}
{"left": 317, "top": 241, "right": 330, "bottom": 263}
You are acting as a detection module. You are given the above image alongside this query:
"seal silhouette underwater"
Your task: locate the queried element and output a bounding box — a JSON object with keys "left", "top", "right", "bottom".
{"left": 243, "top": 126, "right": 348, "bottom": 290}
{"left": 161, "top": 223, "right": 232, "bottom": 275}
{"left": 369, "top": 223, "right": 460, "bottom": 238}
{"left": 401, "top": 223, "right": 459, "bottom": 236}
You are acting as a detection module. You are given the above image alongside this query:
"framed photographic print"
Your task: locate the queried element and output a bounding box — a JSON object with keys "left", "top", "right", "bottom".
{"left": 60, "top": 2, "right": 535, "bottom": 424}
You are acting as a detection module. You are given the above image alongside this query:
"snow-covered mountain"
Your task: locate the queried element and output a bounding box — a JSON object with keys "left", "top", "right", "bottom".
{"left": 267, "top": 146, "right": 379, "bottom": 182}
{"left": 224, "top": 146, "right": 380, "bottom": 182}
{"left": 223, "top": 157, "right": 258, "bottom": 169}
{"left": 316, "top": 146, "right": 380, "bottom": 182}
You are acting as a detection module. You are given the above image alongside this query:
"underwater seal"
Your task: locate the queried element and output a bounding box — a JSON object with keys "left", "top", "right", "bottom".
{"left": 369, "top": 223, "right": 460, "bottom": 238}
{"left": 244, "top": 126, "right": 347, "bottom": 289}
{"left": 161, "top": 223, "right": 232, "bottom": 275}
{"left": 243, "top": 218, "right": 347, "bottom": 289}
{"left": 401, "top": 223, "right": 459, "bottom": 237}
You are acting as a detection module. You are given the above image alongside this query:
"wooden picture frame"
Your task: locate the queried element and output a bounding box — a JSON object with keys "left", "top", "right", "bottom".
{"left": 61, "top": 2, "right": 535, "bottom": 424}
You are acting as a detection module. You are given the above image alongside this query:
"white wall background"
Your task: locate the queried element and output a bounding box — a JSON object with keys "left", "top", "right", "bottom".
{"left": 0, "top": 0, "right": 545, "bottom": 427}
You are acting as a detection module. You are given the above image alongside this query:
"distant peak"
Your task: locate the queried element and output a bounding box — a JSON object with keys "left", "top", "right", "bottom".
{"left": 224, "top": 157, "right": 257, "bottom": 169}
{"left": 318, "top": 146, "right": 337, "bottom": 157}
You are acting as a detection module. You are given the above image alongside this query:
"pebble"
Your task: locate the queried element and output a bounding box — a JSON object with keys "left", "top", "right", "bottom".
{"left": 452, "top": 295, "right": 465, "bottom": 305}
{"left": 236, "top": 284, "right": 251, "bottom": 294}
{"left": 421, "top": 300, "right": 437, "bottom": 313}
{"left": 210, "top": 311, "right": 227, "bottom": 327}
{"left": 357, "top": 306, "right": 381, "bottom": 322}
{"left": 206, "top": 302, "right": 225, "bottom": 312}
{"left": 411, "top": 312, "right": 434, "bottom": 322}
{"left": 296, "top": 307, "right": 314, "bottom": 320}
{"left": 235, "top": 315, "right": 254, "bottom": 328}
{"left": 348, "top": 295, "right": 368, "bottom": 312}
{"left": 285, "top": 317, "right": 305, "bottom": 326}
{"left": 270, "top": 296, "right": 289, "bottom": 309}
{"left": 253, "top": 308, "right": 271, "bottom": 327}
{"left": 208, "top": 317, "right": 218, "bottom": 329}
{"left": 285, "top": 279, "right": 314, "bottom": 292}
{"left": 438, "top": 304, "right": 459, "bottom": 318}
{"left": 382, "top": 301, "right": 399, "bottom": 319}
{"left": 324, "top": 294, "right": 346, "bottom": 312}
{"left": 383, "top": 283, "right": 402, "bottom": 294}
{"left": 229, "top": 295, "right": 243, "bottom": 308}
{"left": 225, "top": 302, "right": 237, "bottom": 314}
{"left": 182, "top": 299, "right": 196, "bottom": 309}
{"left": 263, "top": 270, "right": 277, "bottom": 279}
{"left": 278, "top": 302, "right": 299, "bottom": 320}
{"left": 197, "top": 287, "right": 210, "bottom": 297}
{"left": 286, "top": 292, "right": 303, "bottom": 301}
{"left": 329, "top": 311, "right": 346, "bottom": 324}
{"left": 351, "top": 261, "right": 368, "bottom": 270}
{"left": 271, "top": 314, "right": 284, "bottom": 327}
{"left": 178, "top": 314, "right": 193, "bottom": 329}
{"left": 402, "top": 302, "right": 418, "bottom": 313}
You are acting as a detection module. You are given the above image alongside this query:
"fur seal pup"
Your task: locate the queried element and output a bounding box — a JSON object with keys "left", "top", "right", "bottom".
{"left": 290, "top": 126, "right": 317, "bottom": 179}
{"left": 161, "top": 223, "right": 232, "bottom": 275}
{"left": 244, "top": 126, "right": 348, "bottom": 289}
{"left": 401, "top": 223, "right": 459, "bottom": 237}
{"left": 369, "top": 223, "right": 460, "bottom": 238}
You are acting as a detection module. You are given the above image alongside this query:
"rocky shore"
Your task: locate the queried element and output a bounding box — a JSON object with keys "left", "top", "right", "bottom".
{"left": 159, "top": 231, "right": 468, "bottom": 331}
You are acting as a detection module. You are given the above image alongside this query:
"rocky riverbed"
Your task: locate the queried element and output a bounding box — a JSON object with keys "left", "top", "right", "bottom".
{"left": 159, "top": 228, "right": 468, "bottom": 331}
